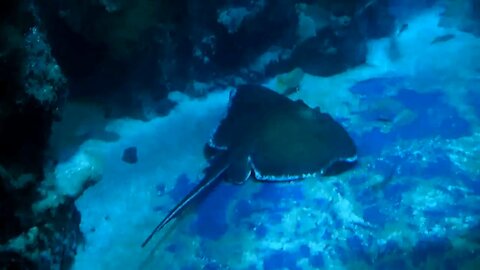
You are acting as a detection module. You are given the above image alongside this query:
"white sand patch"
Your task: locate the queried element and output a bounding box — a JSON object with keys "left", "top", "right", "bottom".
{"left": 72, "top": 90, "right": 230, "bottom": 270}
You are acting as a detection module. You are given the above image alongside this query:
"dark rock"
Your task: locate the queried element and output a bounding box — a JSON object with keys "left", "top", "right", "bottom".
{"left": 31, "top": 0, "right": 395, "bottom": 112}
{"left": 211, "top": 0, "right": 298, "bottom": 72}
{"left": 0, "top": 251, "right": 36, "bottom": 270}
{"left": 266, "top": 25, "right": 368, "bottom": 77}
{"left": 355, "top": 0, "right": 396, "bottom": 39}
{"left": 185, "top": 0, "right": 298, "bottom": 82}
{"left": 0, "top": 171, "right": 33, "bottom": 244}
{"left": 0, "top": 0, "right": 53, "bottom": 248}
{"left": 0, "top": 1, "right": 84, "bottom": 269}
{"left": 121, "top": 146, "right": 138, "bottom": 164}
{"left": 35, "top": 201, "right": 84, "bottom": 270}
{"left": 34, "top": 0, "right": 177, "bottom": 118}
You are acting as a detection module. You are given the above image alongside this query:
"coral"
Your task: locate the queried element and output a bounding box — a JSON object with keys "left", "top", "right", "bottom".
{"left": 23, "top": 26, "right": 66, "bottom": 104}
{"left": 0, "top": 3, "right": 84, "bottom": 268}
{"left": 217, "top": 7, "right": 251, "bottom": 34}
{"left": 216, "top": 1, "right": 268, "bottom": 35}
{"left": 2, "top": 202, "right": 84, "bottom": 270}
{"left": 33, "top": 149, "right": 103, "bottom": 213}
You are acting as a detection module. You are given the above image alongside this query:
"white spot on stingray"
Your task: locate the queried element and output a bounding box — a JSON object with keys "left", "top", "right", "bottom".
{"left": 249, "top": 156, "right": 317, "bottom": 181}
{"left": 243, "top": 169, "right": 252, "bottom": 182}
{"left": 207, "top": 139, "right": 229, "bottom": 150}
{"left": 344, "top": 155, "right": 358, "bottom": 162}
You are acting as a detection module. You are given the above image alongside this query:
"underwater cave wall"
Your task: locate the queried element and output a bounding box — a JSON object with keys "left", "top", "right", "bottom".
{"left": 31, "top": 0, "right": 397, "bottom": 119}
{"left": 0, "top": 0, "right": 83, "bottom": 269}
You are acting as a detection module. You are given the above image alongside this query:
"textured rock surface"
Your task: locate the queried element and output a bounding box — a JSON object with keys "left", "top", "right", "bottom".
{"left": 0, "top": 1, "right": 82, "bottom": 268}
{"left": 31, "top": 0, "right": 395, "bottom": 119}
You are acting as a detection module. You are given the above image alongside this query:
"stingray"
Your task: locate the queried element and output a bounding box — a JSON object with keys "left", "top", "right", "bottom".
{"left": 141, "top": 84, "right": 357, "bottom": 247}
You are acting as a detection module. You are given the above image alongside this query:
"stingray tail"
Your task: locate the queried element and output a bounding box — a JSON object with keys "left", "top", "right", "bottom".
{"left": 141, "top": 156, "right": 229, "bottom": 248}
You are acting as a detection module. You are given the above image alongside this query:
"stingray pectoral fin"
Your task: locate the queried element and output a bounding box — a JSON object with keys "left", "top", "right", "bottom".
{"left": 141, "top": 162, "right": 229, "bottom": 248}
{"left": 225, "top": 157, "right": 251, "bottom": 184}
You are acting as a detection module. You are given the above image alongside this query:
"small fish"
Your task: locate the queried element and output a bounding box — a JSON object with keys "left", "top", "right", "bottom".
{"left": 375, "top": 116, "right": 394, "bottom": 123}
{"left": 431, "top": 34, "right": 455, "bottom": 44}
{"left": 122, "top": 146, "right": 138, "bottom": 164}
